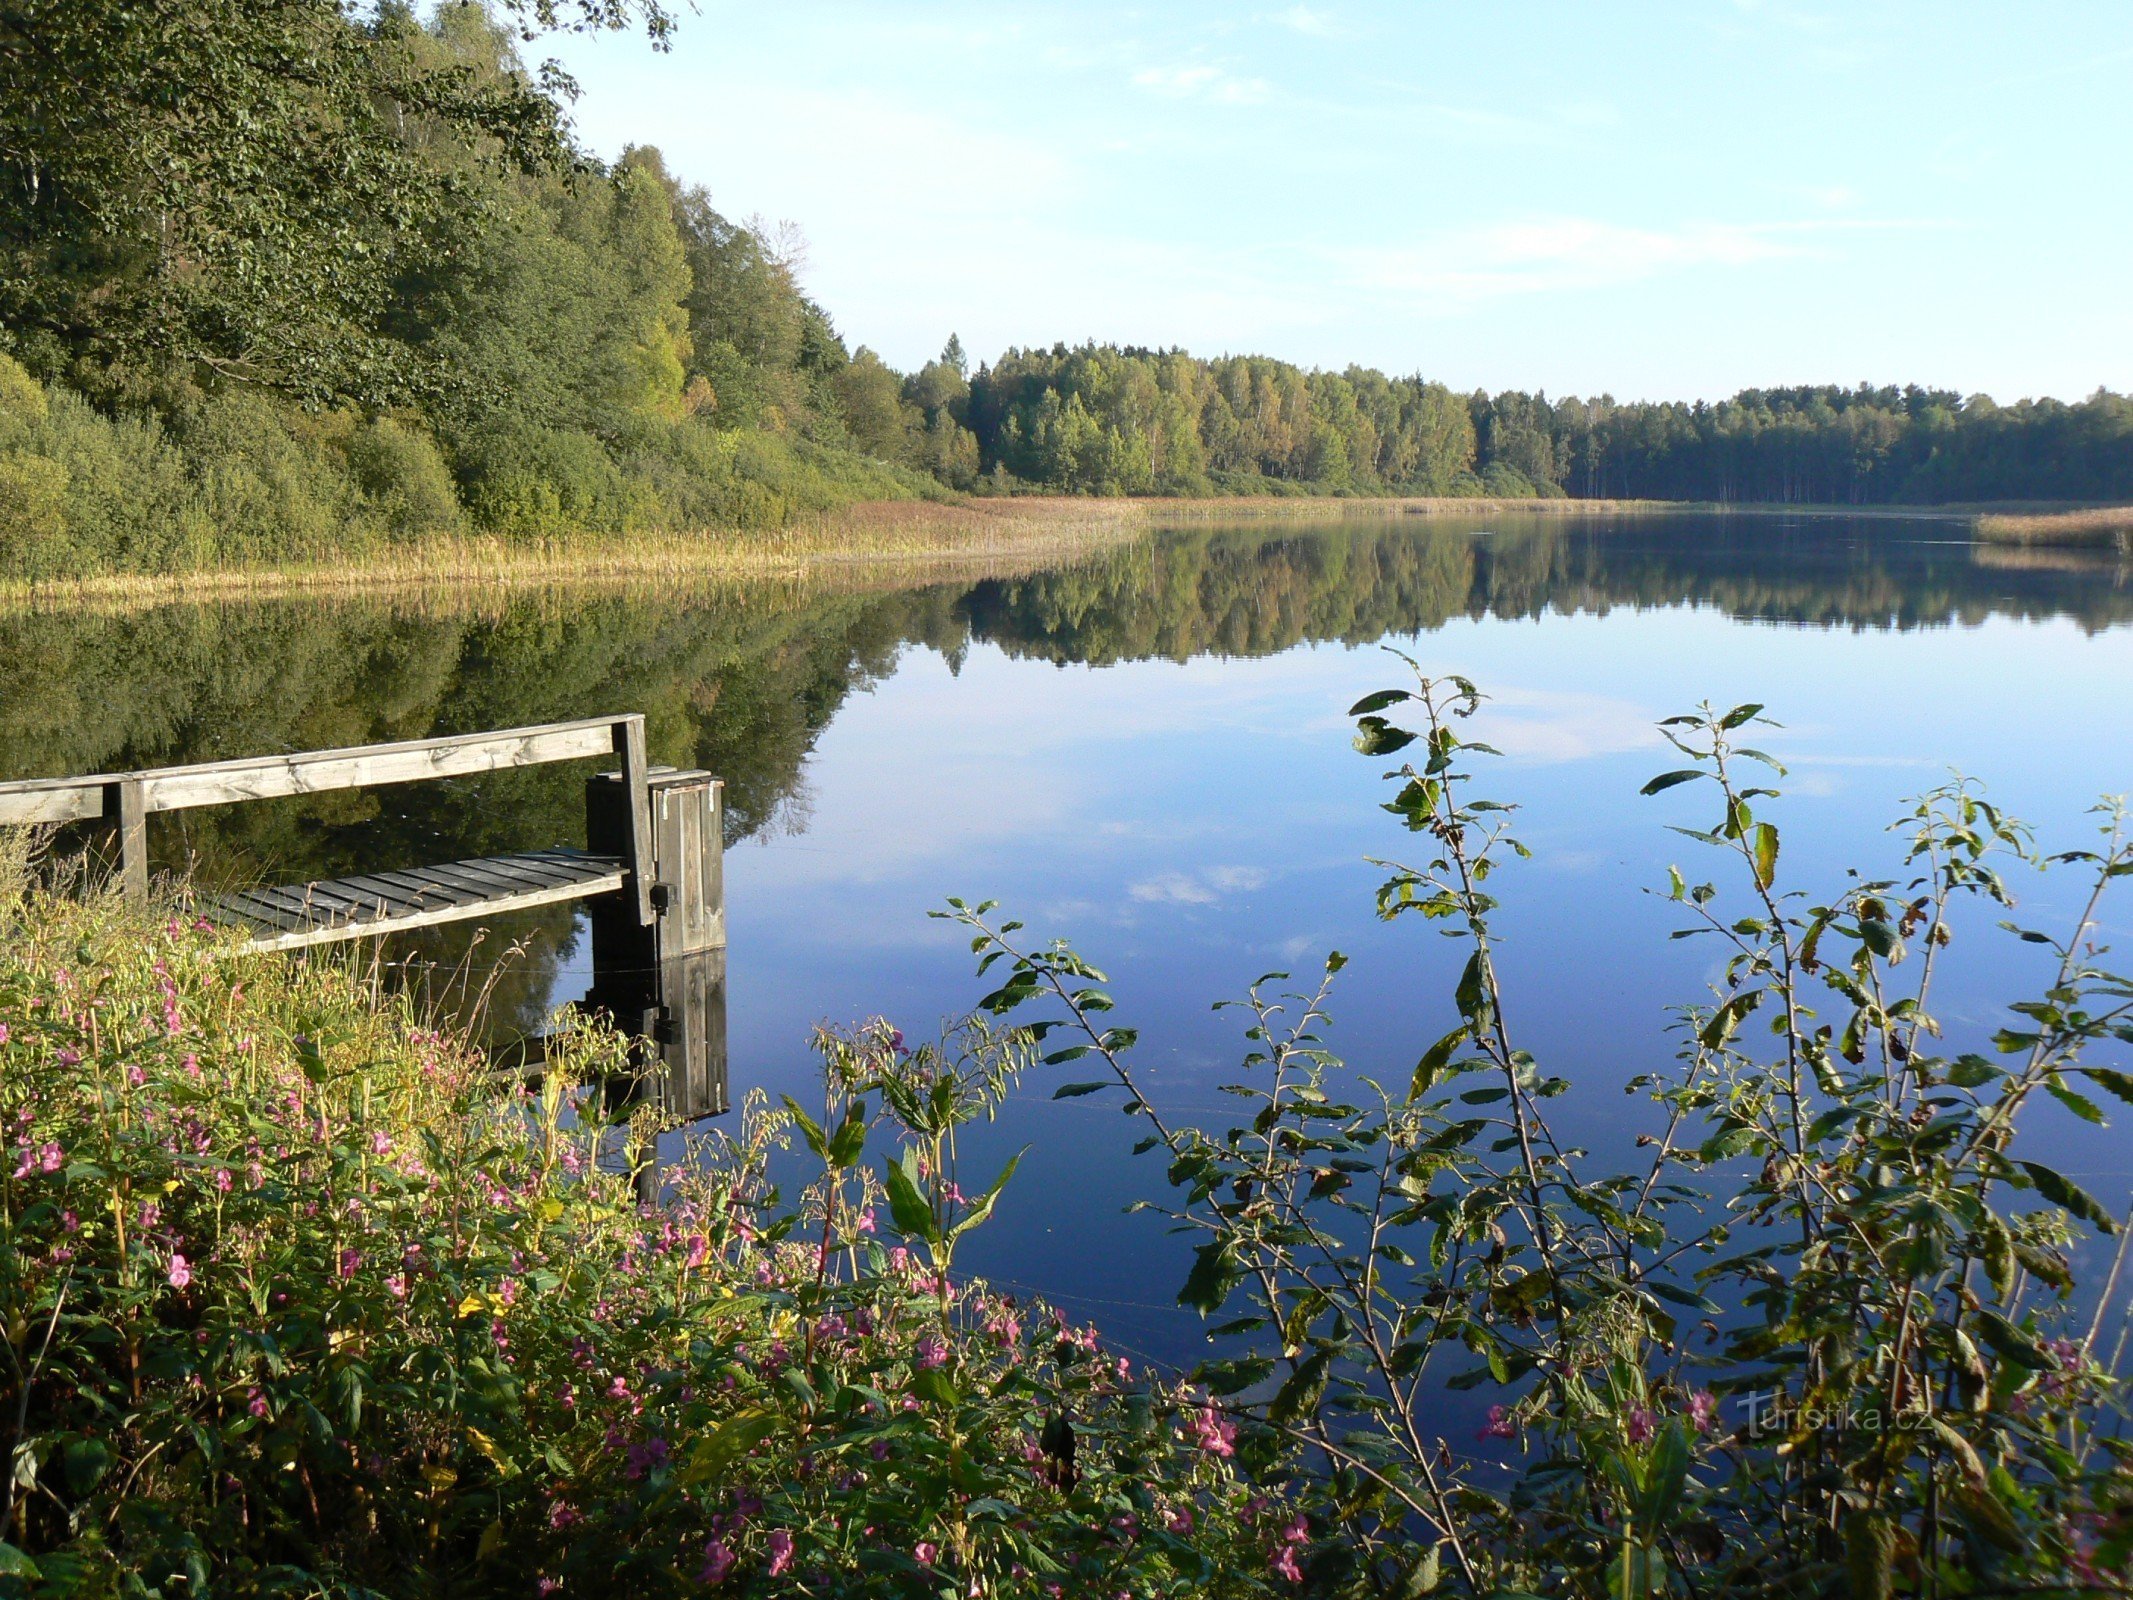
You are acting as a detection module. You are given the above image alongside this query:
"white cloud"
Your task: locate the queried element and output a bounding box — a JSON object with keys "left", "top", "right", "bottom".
{"left": 1128, "top": 866, "right": 1270, "bottom": 905}
{"left": 1130, "top": 63, "right": 1271, "bottom": 105}
{"left": 1273, "top": 6, "right": 1345, "bottom": 39}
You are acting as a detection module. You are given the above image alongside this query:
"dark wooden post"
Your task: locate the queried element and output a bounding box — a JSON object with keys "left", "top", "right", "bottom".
{"left": 586, "top": 767, "right": 730, "bottom": 1201}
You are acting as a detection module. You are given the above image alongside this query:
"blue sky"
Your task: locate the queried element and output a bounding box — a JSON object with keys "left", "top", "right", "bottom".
{"left": 540, "top": 1, "right": 2132, "bottom": 402}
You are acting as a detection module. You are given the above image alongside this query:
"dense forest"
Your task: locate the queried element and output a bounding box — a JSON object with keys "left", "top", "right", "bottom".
{"left": 2, "top": 3, "right": 2129, "bottom": 581}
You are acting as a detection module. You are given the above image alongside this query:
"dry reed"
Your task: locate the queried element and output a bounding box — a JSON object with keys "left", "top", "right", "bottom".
{"left": 1972, "top": 505, "right": 2133, "bottom": 551}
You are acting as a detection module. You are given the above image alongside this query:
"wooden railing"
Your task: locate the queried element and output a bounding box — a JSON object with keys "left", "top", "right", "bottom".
{"left": 0, "top": 714, "right": 656, "bottom": 923}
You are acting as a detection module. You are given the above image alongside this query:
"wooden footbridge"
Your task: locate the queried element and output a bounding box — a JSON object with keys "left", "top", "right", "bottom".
{"left": 0, "top": 715, "right": 729, "bottom": 1165}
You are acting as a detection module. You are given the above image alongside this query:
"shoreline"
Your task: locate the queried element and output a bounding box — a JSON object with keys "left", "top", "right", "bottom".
{"left": 3, "top": 493, "right": 2120, "bottom": 612}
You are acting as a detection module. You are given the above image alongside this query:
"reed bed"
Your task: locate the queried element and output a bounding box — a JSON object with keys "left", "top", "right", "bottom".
{"left": 1973, "top": 504, "right": 2133, "bottom": 550}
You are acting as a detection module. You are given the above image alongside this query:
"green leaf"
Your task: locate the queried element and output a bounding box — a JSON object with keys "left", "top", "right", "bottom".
{"left": 2018, "top": 1160, "right": 2119, "bottom": 1233}
{"left": 1640, "top": 769, "right": 1705, "bottom": 796}
{"left": 1970, "top": 1309, "right": 2050, "bottom": 1370}
{"left": 2043, "top": 1080, "right": 2106, "bottom": 1125}
{"left": 679, "top": 1413, "right": 778, "bottom": 1485}
{"left": 1719, "top": 702, "right": 1766, "bottom": 730}
{"left": 2080, "top": 1066, "right": 2133, "bottom": 1107}
{"left": 882, "top": 1150, "right": 939, "bottom": 1244}
{"left": 1052, "top": 1081, "right": 1110, "bottom": 1099}
{"left": 1266, "top": 1351, "right": 1332, "bottom": 1425}
{"left": 827, "top": 1100, "right": 868, "bottom": 1168}
{"left": 1354, "top": 715, "right": 1417, "bottom": 755}
{"left": 1635, "top": 1419, "right": 1692, "bottom": 1529}
{"left": 946, "top": 1148, "right": 1025, "bottom": 1240}
{"left": 1411, "top": 1025, "right": 1467, "bottom": 1099}
{"left": 1752, "top": 822, "right": 1779, "bottom": 891}
{"left": 1454, "top": 951, "right": 1488, "bottom": 1022}
{"left": 1348, "top": 689, "right": 1413, "bottom": 715}
{"left": 0, "top": 1544, "right": 40, "bottom": 1579}
{"left": 780, "top": 1095, "right": 829, "bottom": 1161}
{"left": 912, "top": 1366, "right": 960, "bottom": 1408}
{"left": 1178, "top": 1241, "right": 1241, "bottom": 1315}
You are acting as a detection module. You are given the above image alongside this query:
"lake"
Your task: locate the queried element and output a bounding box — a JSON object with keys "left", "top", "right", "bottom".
{"left": 8, "top": 509, "right": 2133, "bottom": 1375}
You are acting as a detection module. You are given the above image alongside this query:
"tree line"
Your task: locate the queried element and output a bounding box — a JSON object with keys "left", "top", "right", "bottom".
{"left": 2, "top": 2, "right": 2128, "bottom": 582}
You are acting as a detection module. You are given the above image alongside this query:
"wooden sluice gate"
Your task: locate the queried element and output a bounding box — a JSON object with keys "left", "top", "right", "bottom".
{"left": 0, "top": 716, "right": 730, "bottom": 1183}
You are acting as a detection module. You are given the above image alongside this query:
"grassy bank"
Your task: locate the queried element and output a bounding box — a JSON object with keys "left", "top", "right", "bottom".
{"left": 1974, "top": 504, "right": 2133, "bottom": 550}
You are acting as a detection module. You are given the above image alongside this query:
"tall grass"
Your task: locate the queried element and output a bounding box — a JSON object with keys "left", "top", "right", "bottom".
{"left": 1974, "top": 505, "right": 2133, "bottom": 551}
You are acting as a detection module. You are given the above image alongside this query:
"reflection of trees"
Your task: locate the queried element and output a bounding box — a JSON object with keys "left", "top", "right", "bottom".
{"left": 958, "top": 515, "right": 2133, "bottom": 664}
{"left": 4, "top": 514, "right": 2127, "bottom": 1028}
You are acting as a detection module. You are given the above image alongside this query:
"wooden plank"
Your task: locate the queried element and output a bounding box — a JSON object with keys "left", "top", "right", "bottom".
{"left": 414, "top": 858, "right": 568, "bottom": 898}
{"left": 357, "top": 866, "right": 500, "bottom": 908}
{"left": 141, "top": 718, "right": 627, "bottom": 813}
{"left": 0, "top": 715, "right": 634, "bottom": 823}
{"left": 615, "top": 717, "right": 655, "bottom": 925}
{"left": 325, "top": 871, "right": 464, "bottom": 915}
{"left": 0, "top": 782, "right": 103, "bottom": 826}
{"left": 236, "top": 867, "right": 626, "bottom": 953}
{"left": 205, "top": 889, "right": 317, "bottom": 932}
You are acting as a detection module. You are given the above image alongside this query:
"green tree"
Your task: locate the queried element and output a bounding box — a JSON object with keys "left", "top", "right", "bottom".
{"left": 0, "top": 0, "right": 671, "bottom": 406}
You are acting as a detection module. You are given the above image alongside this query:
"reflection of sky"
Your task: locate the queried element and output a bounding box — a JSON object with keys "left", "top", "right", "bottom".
{"left": 636, "top": 600, "right": 2133, "bottom": 1376}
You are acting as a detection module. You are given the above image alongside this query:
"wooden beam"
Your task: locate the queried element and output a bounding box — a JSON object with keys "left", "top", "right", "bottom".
{"left": 220, "top": 866, "right": 626, "bottom": 953}
{"left": 0, "top": 715, "right": 636, "bottom": 824}
{"left": 614, "top": 715, "right": 655, "bottom": 925}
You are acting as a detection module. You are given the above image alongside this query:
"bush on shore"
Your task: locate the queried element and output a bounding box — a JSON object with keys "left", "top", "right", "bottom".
{"left": 0, "top": 354, "right": 942, "bottom": 581}
{"left": 0, "top": 892, "right": 1282, "bottom": 1597}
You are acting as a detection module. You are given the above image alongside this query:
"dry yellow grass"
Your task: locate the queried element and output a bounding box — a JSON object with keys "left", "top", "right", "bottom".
{"left": 0, "top": 498, "right": 1155, "bottom": 610}
{"left": 1972, "top": 505, "right": 2133, "bottom": 551}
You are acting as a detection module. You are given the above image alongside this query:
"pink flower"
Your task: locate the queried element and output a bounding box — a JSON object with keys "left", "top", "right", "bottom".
{"left": 384, "top": 1273, "right": 407, "bottom": 1299}
{"left": 915, "top": 1333, "right": 948, "bottom": 1371}
{"left": 370, "top": 1131, "right": 393, "bottom": 1157}
{"left": 1188, "top": 1404, "right": 1236, "bottom": 1458}
{"left": 1479, "top": 1404, "right": 1517, "bottom": 1441}
{"left": 700, "top": 1540, "right": 735, "bottom": 1584}
{"left": 854, "top": 1208, "right": 877, "bottom": 1234}
{"left": 167, "top": 1253, "right": 192, "bottom": 1289}
{"left": 1166, "top": 1507, "right": 1194, "bottom": 1534}
{"left": 214, "top": 1168, "right": 232, "bottom": 1193}
{"left": 338, "top": 1248, "right": 361, "bottom": 1279}
{"left": 624, "top": 1437, "right": 669, "bottom": 1480}
{"left": 1687, "top": 1391, "right": 1718, "bottom": 1435}
{"left": 1270, "top": 1543, "right": 1304, "bottom": 1584}
{"left": 1626, "top": 1407, "right": 1657, "bottom": 1445}
{"left": 684, "top": 1233, "right": 708, "bottom": 1270}
{"left": 913, "top": 1542, "right": 938, "bottom": 1568}
{"left": 765, "top": 1529, "right": 794, "bottom": 1577}
{"left": 247, "top": 1388, "right": 269, "bottom": 1418}
{"left": 0, "top": 1023, "right": 10, "bottom": 1046}
{"left": 38, "top": 1141, "right": 62, "bottom": 1174}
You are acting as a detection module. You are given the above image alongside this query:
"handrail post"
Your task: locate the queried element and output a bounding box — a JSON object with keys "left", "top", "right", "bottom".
{"left": 613, "top": 715, "right": 655, "bottom": 925}
{"left": 109, "top": 778, "right": 147, "bottom": 901}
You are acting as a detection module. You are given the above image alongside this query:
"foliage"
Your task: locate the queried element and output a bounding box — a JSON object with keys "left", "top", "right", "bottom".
{"left": 0, "top": 0, "right": 670, "bottom": 407}
{"left": 941, "top": 673, "right": 2133, "bottom": 1596}
{"left": 0, "top": 895, "right": 1291, "bottom": 1596}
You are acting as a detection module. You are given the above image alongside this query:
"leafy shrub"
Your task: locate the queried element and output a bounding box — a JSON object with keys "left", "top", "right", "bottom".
{"left": 0, "top": 896, "right": 1286, "bottom": 1596}
{"left": 946, "top": 677, "right": 2133, "bottom": 1596}
{"left": 347, "top": 418, "right": 465, "bottom": 542}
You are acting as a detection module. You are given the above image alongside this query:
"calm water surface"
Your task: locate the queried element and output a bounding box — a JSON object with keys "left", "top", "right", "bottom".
{"left": 10, "top": 512, "right": 2133, "bottom": 1371}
